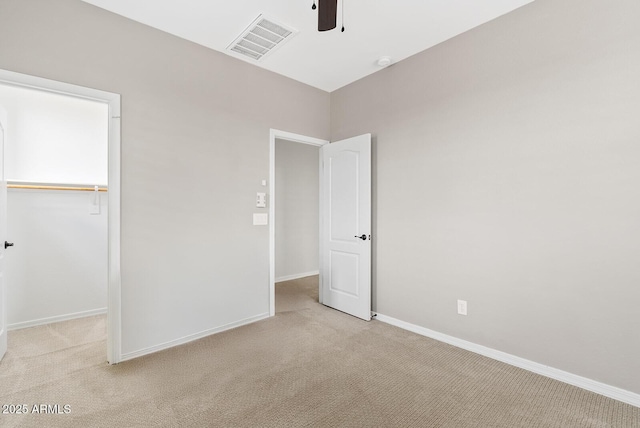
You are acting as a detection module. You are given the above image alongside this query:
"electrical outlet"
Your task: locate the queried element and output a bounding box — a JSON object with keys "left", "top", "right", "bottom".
{"left": 457, "top": 300, "right": 467, "bottom": 316}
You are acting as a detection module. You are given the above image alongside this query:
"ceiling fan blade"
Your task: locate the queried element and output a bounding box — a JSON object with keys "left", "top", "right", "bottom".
{"left": 318, "top": 0, "right": 337, "bottom": 31}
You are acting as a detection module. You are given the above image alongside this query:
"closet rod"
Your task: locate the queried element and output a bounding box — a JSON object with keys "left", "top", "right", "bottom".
{"left": 7, "top": 184, "right": 108, "bottom": 192}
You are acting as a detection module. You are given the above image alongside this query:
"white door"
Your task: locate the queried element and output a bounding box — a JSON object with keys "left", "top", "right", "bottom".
{"left": 320, "top": 134, "right": 371, "bottom": 321}
{"left": 0, "top": 115, "right": 7, "bottom": 361}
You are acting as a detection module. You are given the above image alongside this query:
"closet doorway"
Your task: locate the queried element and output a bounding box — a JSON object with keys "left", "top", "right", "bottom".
{"left": 0, "top": 70, "right": 121, "bottom": 364}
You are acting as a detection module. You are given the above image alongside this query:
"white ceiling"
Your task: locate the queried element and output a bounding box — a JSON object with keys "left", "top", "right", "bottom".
{"left": 81, "top": 0, "right": 533, "bottom": 92}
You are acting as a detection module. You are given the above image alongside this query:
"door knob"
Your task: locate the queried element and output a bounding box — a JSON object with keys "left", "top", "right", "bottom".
{"left": 354, "top": 234, "right": 367, "bottom": 241}
{"left": 5, "top": 241, "right": 14, "bottom": 249}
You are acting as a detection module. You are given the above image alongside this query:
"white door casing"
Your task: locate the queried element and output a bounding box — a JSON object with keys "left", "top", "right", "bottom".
{"left": 320, "top": 134, "right": 371, "bottom": 321}
{"left": 0, "top": 112, "right": 7, "bottom": 361}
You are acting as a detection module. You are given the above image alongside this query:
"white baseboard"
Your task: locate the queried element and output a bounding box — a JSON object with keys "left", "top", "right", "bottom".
{"left": 275, "top": 270, "right": 319, "bottom": 283}
{"left": 120, "top": 313, "right": 270, "bottom": 362}
{"left": 375, "top": 313, "right": 640, "bottom": 408}
{"left": 8, "top": 308, "right": 107, "bottom": 331}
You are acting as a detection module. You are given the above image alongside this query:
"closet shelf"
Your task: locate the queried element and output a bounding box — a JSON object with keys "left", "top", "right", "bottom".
{"left": 7, "top": 182, "right": 108, "bottom": 192}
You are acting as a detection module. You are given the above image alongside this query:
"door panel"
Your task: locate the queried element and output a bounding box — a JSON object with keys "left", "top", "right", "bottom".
{"left": 330, "top": 251, "right": 359, "bottom": 296}
{"left": 321, "top": 134, "right": 371, "bottom": 321}
{"left": 329, "top": 151, "right": 359, "bottom": 241}
{"left": 0, "top": 114, "right": 7, "bottom": 361}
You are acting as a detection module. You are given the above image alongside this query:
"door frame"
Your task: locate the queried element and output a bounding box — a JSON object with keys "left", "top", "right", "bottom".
{"left": 0, "top": 69, "right": 122, "bottom": 364}
{"left": 268, "top": 129, "right": 328, "bottom": 316}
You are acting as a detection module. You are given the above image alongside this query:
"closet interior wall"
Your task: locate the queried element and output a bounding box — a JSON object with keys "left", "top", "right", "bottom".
{"left": 0, "top": 83, "right": 108, "bottom": 329}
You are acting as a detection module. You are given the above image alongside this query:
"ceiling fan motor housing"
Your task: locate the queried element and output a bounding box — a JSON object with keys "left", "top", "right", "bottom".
{"left": 318, "top": 0, "right": 338, "bottom": 31}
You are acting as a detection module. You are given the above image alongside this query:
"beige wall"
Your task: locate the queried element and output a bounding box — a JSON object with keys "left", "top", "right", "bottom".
{"left": 275, "top": 139, "right": 319, "bottom": 281}
{"left": 332, "top": 0, "right": 640, "bottom": 394}
{"left": 0, "top": 0, "right": 329, "bottom": 355}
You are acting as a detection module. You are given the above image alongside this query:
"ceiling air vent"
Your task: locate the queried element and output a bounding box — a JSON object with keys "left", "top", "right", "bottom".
{"left": 227, "top": 15, "right": 298, "bottom": 61}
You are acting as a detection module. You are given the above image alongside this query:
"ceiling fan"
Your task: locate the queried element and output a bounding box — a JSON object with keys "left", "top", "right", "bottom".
{"left": 312, "top": 0, "right": 344, "bottom": 32}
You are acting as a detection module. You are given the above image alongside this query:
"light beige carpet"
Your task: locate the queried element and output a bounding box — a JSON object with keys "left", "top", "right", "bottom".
{"left": 0, "top": 276, "right": 638, "bottom": 427}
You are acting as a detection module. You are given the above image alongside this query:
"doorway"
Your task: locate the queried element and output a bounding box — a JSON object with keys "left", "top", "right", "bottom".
{"left": 268, "top": 130, "right": 328, "bottom": 316}
{"left": 269, "top": 130, "right": 373, "bottom": 321}
{"left": 0, "top": 69, "right": 121, "bottom": 364}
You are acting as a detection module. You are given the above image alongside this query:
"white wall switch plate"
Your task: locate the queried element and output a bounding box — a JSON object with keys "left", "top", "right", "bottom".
{"left": 457, "top": 300, "right": 468, "bottom": 315}
{"left": 89, "top": 191, "right": 101, "bottom": 215}
{"left": 256, "top": 192, "right": 266, "bottom": 208}
{"left": 253, "top": 213, "right": 268, "bottom": 225}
